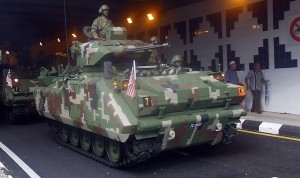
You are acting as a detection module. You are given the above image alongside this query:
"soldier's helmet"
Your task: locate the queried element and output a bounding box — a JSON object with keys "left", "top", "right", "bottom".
{"left": 171, "top": 54, "right": 183, "bottom": 64}
{"left": 150, "top": 36, "right": 159, "bottom": 43}
{"left": 99, "top": 5, "right": 110, "bottom": 14}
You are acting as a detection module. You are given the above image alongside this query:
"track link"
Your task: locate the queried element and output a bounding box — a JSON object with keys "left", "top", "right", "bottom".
{"left": 49, "top": 122, "right": 153, "bottom": 168}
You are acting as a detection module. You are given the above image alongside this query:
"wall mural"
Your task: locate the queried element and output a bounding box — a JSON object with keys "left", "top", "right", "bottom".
{"left": 274, "top": 37, "right": 298, "bottom": 68}
{"left": 273, "top": 0, "right": 296, "bottom": 29}
{"left": 250, "top": 39, "right": 269, "bottom": 70}
{"left": 133, "top": 0, "right": 299, "bottom": 71}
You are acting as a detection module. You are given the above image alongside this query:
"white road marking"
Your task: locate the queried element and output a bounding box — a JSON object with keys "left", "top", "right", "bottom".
{"left": 0, "top": 162, "right": 13, "bottom": 178}
{"left": 0, "top": 162, "right": 8, "bottom": 169}
{"left": 0, "top": 142, "right": 40, "bottom": 178}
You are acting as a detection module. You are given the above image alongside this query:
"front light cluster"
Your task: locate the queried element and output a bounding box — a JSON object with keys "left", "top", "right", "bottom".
{"left": 112, "top": 79, "right": 129, "bottom": 90}
{"left": 238, "top": 87, "right": 246, "bottom": 96}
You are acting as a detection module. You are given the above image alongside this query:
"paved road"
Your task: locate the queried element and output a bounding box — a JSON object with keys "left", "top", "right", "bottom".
{"left": 0, "top": 118, "right": 300, "bottom": 178}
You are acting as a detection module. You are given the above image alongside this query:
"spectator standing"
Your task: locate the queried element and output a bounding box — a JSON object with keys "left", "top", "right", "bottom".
{"left": 224, "top": 61, "right": 239, "bottom": 85}
{"left": 245, "top": 62, "right": 269, "bottom": 114}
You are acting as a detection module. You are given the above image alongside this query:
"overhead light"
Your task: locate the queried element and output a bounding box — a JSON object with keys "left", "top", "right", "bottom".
{"left": 57, "top": 38, "right": 61, "bottom": 42}
{"left": 39, "top": 42, "right": 43, "bottom": 46}
{"left": 252, "top": 24, "right": 261, "bottom": 29}
{"left": 127, "top": 17, "right": 133, "bottom": 24}
{"left": 147, "top": 13, "right": 154, "bottom": 21}
{"left": 72, "top": 33, "right": 77, "bottom": 38}
{"left": 5, "top": 51, "right": 9, "bottom": 54}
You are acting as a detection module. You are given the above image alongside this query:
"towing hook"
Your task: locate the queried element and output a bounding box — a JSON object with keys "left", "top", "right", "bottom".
{"left": 168, "top": 130, "right": 175, "bottom": 140}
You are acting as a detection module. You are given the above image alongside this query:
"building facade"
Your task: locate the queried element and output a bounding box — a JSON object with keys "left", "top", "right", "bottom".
{"left": 130, "top": 0, "right": 300, "bottom": 115}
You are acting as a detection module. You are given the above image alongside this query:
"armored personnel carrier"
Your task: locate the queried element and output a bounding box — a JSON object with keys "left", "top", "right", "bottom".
{"left": 0, "top": 67, "right": 38, "bottom": 123}
{"left": 34, "top": 27, "right": 247, "bottom": 167}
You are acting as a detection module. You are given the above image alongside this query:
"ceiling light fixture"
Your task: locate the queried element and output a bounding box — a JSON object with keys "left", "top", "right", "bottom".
{"left": 127, "top": 17, "right": 133, "bottom": 24}
{"left": 147, "top": 13, "right": 154, "bottom": 20}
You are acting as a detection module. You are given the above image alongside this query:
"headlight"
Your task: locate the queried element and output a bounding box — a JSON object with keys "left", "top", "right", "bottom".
{"left": 122, "top": 80, "right": 129, "bottom": 90}
{"left": 113, "top": 79, "right": 129, "bottom": 90}
{"left": 14, "top": 78, "right": 19, "bottom": 82}
{"left": 113, "top": 80, "right": 118, "bottom": 89}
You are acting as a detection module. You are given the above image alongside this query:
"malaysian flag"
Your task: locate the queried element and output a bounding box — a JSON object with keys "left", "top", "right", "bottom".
{"left": 6, "top": 69, "right": 12, "bottom": 88}
{"left": 126, "top": 60, "right": 136, "bottom": 98}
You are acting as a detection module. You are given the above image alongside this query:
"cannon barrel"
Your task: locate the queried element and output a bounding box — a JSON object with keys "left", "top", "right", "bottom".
{"left": 124, "top": 43, "right": 170, "bottom": 52}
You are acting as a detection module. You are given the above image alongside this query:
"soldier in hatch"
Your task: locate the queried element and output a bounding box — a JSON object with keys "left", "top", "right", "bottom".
{"left": 91, "top": 4, "right": 114, "bottom": 40}
{"left": 147, "top": 36, "right": 161, "bottom": 65}
{"left": 162, "top": 54, "right": 183, "bottom": 75}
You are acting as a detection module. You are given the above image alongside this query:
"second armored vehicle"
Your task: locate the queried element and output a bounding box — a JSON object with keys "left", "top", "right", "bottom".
{"left": 0, "top": 67, "right": 38, "bottom": 123}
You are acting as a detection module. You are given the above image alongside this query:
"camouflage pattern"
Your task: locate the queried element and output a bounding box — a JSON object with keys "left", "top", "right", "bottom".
{"left": 147, "top": 49, "right": 161, "bottom": 65}
{"left": 0, "top": 68, "right": 38, "bottom": 123}
{"left": 147, "top": 36, "right": 161, "bottom": 65}
{"left": 33, "top": 27, "right": 247, "bottom": 166}
{"left": 91, "top": 16, "right": 113, "bottom": 40}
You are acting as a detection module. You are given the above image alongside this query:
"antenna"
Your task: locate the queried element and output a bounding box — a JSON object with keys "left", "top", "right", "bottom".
{"left": 64, "top": 0, "right": 70, "bottom": 66}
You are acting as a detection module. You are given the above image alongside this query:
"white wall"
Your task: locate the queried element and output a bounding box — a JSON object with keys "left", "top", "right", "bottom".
{"left": 238, "top": 68, "right": 300, "bottom": 115}
{"left": 131, "top": 0, "right": 300, "bottom": 115}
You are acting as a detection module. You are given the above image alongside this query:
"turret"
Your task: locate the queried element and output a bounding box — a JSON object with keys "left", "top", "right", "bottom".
{"left": 71, "top": 27, "right": 169, "bottom": 66}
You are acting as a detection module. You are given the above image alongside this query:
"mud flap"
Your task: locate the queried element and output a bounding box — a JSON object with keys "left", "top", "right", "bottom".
{"left": 222, "top": 124, "right": 237, "bottom": 144}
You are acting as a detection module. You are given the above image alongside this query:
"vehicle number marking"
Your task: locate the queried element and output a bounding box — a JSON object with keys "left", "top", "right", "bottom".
{"left": 143, "top": 97, "right": 152, "bottom": 107}
{"left": 190, "top": 123, "right": 203, "bottom": 128}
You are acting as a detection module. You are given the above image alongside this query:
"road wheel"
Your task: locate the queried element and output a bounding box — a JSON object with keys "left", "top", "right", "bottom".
{"left": 80, "top": 131, "right": 92, "bottom": 152}
{"left": 60, "top": 125, "right": 70, "bottom": 143}
{"left": 70, "top": 128, "right": 80, "bottom": 147}
{"left": 92, "top": 135, "right": 106, "bottom": 158}
{"left": 106, "top": 139, "right": 122, "bottom": 163}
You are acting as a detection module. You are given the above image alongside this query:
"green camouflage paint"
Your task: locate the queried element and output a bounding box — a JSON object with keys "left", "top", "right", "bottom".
{"left": 33, "top": 27, "right": 247, "bottom": 165}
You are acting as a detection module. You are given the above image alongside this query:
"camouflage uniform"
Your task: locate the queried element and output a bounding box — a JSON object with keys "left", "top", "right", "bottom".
{"left": 91, "top": 17, "right": 113, "bottom": 40}
{"left": 147, "top": 49, "right": 161, "bottom": 65}
{"left": 147, "top": 36, "right": 161, "bottom": 65}
{"left": 161, "top": 54, "right": 183, "bottom": 75}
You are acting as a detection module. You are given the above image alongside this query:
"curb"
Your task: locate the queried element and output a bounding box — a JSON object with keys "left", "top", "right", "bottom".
{"left": 237, "top": 119, "right": 300, "bottom": 138}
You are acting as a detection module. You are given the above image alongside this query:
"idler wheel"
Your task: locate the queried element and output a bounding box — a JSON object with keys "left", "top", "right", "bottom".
{"left": 70, "top": 128, "right": 80, "bottom": 147}
{"left": 80, "top": 131, "right": 92, "bottom": 152}
{"left": 106, "top": 139, "right": 122, "bottom": 163}
{"left": 60, "top": 125, "right": 70, "bottom": 143}
{"left": 92, "top": 135, "right": 106, "bottom": 158}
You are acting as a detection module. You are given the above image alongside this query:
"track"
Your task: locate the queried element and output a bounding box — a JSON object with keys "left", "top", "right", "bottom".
{"left": 49, "top": 121, "right": 153, "bottom": 168}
